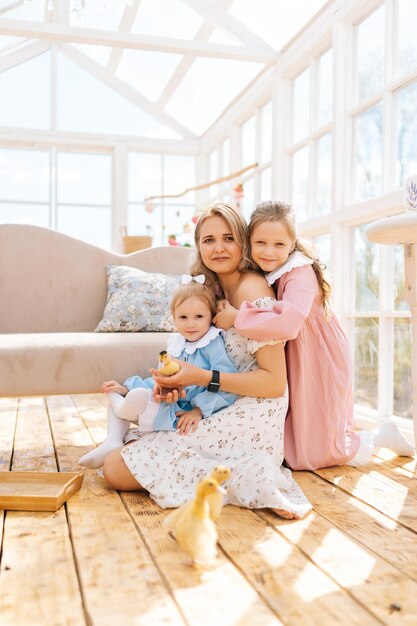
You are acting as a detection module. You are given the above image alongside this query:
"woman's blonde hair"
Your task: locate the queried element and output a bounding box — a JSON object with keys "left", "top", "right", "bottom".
{"left": 190, "top": 202, "right": 252, "bottom": 292}
{"left": 248, "top": 200, "right": 332, "bottom": 310}
{"left": 170, "top": 280, "right": 217, "bottom": 318}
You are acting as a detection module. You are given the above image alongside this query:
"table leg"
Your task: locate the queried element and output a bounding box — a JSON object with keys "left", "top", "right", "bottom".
{"left": 404, "top": 243, "right": 417, "bottom": 449}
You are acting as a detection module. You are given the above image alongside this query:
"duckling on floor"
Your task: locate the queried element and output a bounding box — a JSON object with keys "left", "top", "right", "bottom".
{"left": 157, "top": 350, "right": 180, "bottom": 377}
{"left": 163, "top": 466, "right": 230, "bottom": 531}
{"left": 172, "top": 477, "right": 221, "bottom": 566}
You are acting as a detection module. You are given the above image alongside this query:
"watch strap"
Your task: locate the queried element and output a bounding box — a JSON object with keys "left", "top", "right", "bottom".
{"left": 207, "top": 369, "right": 220, "bottom": 393}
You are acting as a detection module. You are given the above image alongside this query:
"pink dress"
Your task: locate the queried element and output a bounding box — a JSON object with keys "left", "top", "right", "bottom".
{"left": 235, "top": 252, "right": 361, "bottom": 470}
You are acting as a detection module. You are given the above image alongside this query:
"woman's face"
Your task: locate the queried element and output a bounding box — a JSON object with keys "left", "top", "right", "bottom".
{"left": 198, "top": 215, "right": 243, "bottom": 276}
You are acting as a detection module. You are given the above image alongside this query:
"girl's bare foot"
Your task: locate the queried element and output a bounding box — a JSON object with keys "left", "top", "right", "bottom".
{"left": 270, "top": 508, "right": 299, "bottom": 520}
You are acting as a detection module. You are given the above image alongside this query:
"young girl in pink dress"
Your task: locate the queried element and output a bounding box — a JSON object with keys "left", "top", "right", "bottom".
{"left": 215, "top": 201, "right": 414, "bottom": 470}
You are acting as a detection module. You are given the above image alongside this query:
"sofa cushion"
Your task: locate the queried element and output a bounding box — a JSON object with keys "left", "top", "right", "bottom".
{"left": 0, "top": 333, "right": 173, "bottom": 397}
{"left": 95, "top": 265, "right": 180, "bottom": 333}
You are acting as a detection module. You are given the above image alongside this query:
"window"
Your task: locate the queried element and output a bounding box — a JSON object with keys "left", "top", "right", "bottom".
{"left": 290, "top": 49, "right": 333, "bottom": 220}
{"left": 128, "top": 153, "right": 195, "bottom": 246}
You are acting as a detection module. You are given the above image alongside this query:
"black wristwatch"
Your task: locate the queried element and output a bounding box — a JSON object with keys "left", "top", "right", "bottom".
{"left": 207, "top": 370, "right": 220, "bottom": 393}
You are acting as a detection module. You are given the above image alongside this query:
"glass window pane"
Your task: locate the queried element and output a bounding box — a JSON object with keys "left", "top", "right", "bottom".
{"left": 163, "top": 204, "right": 196, "bottom": 247}
{"left": 57, "top": 205, "right": 111, "bottom": 250}
{"left": 355, "top": 225, "right": 379, "bottom": 311}
{"left": 355, "top": 103, "right": 383, "bottom": 201}
{"left": 314, "top": 233, "right": 331, "bottom": 272}
{"left": 0, "top": 148, "right": 50, "bottom": 202}
{"left": 240, "top": 177, "right": 255, "bottom": 221}
{"left": 293, "top": 69, "right": 310, "bottom": 143}
{"left": 241, "top": 116, "right": 256, "bottom": 166}
{"left": 0, "top": 52, "right": 50, "bottom": 129}
{"left": 129, "top": 153, "right": 162, "bottom": 203}
{"left": 396, "top": 81, "right": 417, "bottom": 186}
{"left": 318, "top": 49, "right": 333, "bottom": 126}
{"left": 393, "top": 318, "right": 412, "bottom": 418}
{"left": 128, "top": 203, "right": 162, "bottom": 246}
{"left": 356, "top": 6, "right": 385, "bottom": 101}
{"left": 398, "top": 0, "right": 417, "bottom": 76}
{"left": 261, "top": 101, "right": 272, "bottom": 163}
{"left": 354, "top": 318, "right": 379, "bottom": 409}
{"left": 222, "top": 139, "right": 230, "bottom": 176}
{"left": 394, "top": 245, "right": 408, "bottom": 310}
{"left": 209, "top": 149, "right": 219, "bottom": 199}
{"left": 165, "top": 57, "right": 262, "bottom": 136}
{"left": 164, "top": 155, "right": 195, "bottom": 205}
{"left": 260, "top": 167, "right": 271, "bottom": 200}
{"left": 292, "top": 146, "right": 309, "bottom": 221}
{"left": 57, "top": 53, "right": 180, "bottom": 139}
{"left": 57, "top": 153, "right": 111, "bottom": 205}
{"left": 0, "top": 202, "right": 49, "bottom": 227}
{"left": 316, "top": 133, "right": 332, "bottom": 214}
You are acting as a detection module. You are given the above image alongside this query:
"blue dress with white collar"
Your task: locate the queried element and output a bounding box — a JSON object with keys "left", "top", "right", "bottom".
{"left": 123, "top": 326, "right": 238, "bottom": 431}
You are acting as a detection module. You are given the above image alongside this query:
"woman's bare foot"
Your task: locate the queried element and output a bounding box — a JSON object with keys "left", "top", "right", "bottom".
{"left": 270, "top": 508, "right": 299, "bottom": 520}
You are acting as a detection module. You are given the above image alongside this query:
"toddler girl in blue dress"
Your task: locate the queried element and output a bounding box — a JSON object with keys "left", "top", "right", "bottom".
{"left": 79, "top": 275, "right": 237, "bottom": 469}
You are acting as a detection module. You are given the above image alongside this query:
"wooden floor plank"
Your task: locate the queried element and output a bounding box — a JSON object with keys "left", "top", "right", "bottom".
{"left": 48, "top": 395, "right": 186, "bottom": 626}
{"left": 356, "top": 461, "right": 417, "bottom": 501}
{"left": 374, "top": 448, "right": 416, "bottom": 474}
{"left": 295, "top": 472, "right": 417, "bottom": 583}
{"left": 314, "top": 465, "right": 417, "bottom": 534}
{"left": 0, "top": 397, "right": 18, "bottom": 577}
{"left": 260, "top": 477, "right": 417, "bottom": 624}
{"left": 122, "top": 491, "right": 283, "bottom": 626}
{"left": 215, "top": 504, "right": 381, "bottom": 626}
{"left": 0, "top": 397, "right": 86, "bottom": 626}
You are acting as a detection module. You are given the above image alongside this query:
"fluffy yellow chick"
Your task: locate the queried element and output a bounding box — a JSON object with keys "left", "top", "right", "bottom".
{"left": 163, "top": 465, "right": 230, "bottom": 531}
{"left": 157, "top": 350, "right": 181, "bottom": 377}
{"left": 172, "top": 477, "right": 220, "bottom": 566}
{"left": 206, "top": 465, "right": 231, "bottom": 521}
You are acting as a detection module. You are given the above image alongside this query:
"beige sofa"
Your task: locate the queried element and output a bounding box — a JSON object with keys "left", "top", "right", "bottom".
{"left": 0, "top": 224, "right": 194, "bottom": 397}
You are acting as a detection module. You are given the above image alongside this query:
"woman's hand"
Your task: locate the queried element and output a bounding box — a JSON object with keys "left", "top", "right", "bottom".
{"left": 175, "top": 408, "right": 202, "bottom": 435}
{"left": 213, "top": 299, "right": 238, "bottom": 330}
{"left": 101, "top": 380, "right": 128, "bottom": 395}
{"left": 151, "top": 361, "right": 210, "bottom": 392}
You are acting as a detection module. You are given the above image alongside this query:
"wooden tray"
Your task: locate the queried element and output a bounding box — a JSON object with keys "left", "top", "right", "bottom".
{"left": 0, "top": 471, "right": 84, "bottom": 512}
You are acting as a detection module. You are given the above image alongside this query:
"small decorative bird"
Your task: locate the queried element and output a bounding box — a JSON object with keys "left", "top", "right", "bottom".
{"left": 157, "top": 350, "right": 180, "bottom": 377}
{"left": 163, "top": 465, "right": 230, "bottom": 531}
{"left": 172, "top": 477, "right": 221, "bottom": 566}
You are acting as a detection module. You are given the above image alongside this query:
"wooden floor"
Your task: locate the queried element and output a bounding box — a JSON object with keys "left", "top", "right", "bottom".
{"left": 1, "top": 395, "right": 416, "bottom": 626}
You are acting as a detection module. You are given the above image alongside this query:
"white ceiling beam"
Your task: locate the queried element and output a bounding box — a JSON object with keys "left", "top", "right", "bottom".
{"left": 0, "top": 1, "right": 20, "bottom": 16}
{"left": 0, "top": 39, "right": 49, "bottom": 73}
{"left": 0, "top": 127, "right": 200, "bottom": 153}
{"left": 157, "top": 0, "right": 233, "bottom": 109}
{"left": 107, "top": 0, "right": 142, "bottom": 75}
{"left": 181, "top": 0, "right": 274, "bottom": 50}
{"left": 61, "top": 43, "right": 197, "bottom": 140}
{"left": 0, "top": 19, "right": 278, "bottom": 62}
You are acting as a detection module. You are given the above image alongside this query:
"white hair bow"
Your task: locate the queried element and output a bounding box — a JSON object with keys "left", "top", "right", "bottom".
{"left": 181, "top": 274, "right": 206, "bottom": 285}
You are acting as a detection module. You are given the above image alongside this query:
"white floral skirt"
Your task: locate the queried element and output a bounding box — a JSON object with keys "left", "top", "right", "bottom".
{"left": 121, "top": 391, "right": 312, "bottom": 517}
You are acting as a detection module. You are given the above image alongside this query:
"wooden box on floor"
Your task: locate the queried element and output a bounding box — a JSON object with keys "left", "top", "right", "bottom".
{"left": 123, "top": 236, "right": 152, "bottom": 254}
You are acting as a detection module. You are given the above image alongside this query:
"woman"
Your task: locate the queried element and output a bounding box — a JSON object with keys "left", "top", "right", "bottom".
{"left": 103, "top": 203, "right": 311, "bottom": 519}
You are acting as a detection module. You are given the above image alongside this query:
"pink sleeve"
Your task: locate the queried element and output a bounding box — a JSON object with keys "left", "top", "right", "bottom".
{"left": 235, "top": 265, "right": 318, "bottom": 341}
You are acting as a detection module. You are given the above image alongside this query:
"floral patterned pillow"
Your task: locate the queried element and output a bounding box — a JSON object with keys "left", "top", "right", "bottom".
{"left": 95, "top": 265, "right": 180, "bottom": 332}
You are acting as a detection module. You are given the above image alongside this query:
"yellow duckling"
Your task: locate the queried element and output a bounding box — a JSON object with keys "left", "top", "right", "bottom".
{"left": 173, "top": 477, "right": 220, "bottom": 566}
{"left": 157, "top": 350, "right": 181, "bottom": 377}
{"left": 163, "top": 465, "right": 230, "bottom": 531}
{"left": 206, "top": 465, "right": 231, "bottom": 520}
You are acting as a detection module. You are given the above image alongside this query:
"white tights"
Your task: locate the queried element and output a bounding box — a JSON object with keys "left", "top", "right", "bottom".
{"left": 78, "top": 389, "right": 152, "bottom": 469}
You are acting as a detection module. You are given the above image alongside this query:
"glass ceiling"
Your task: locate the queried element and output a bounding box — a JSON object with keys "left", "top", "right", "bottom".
{"left": 0, "top": 0, "right": 330, "bottom": 138}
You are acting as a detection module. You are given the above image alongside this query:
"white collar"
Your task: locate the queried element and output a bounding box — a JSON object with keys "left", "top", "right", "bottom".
{"left": 265, "top": 251, "right": 314, "bottom": 285}
{"left": 167, "top": 325, "right": 224, "bottom": 357}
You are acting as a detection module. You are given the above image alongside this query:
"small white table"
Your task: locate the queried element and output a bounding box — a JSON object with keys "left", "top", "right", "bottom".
{"left": 365, "top": 213, "right": 417, "bottom": 448}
